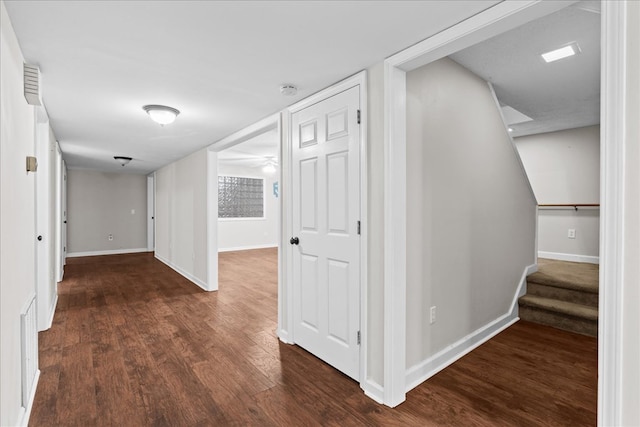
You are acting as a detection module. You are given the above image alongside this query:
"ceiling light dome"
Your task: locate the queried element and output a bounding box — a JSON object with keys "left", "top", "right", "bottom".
{"left": 114, "top": 156, "right": 132, "bottom": 166}
{"left": 143, "top": 104, "right": 180, "bottom": 125}
{"left": 263, "top": 162, "right": 277, "bottom": 174}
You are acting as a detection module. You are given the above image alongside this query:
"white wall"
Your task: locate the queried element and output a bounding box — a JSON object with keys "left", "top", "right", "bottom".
{"left": 66, "top": 170, "right": 147, "bottom": 256}
{"left": 0, "top": 2, "right": 38, "bottom": 424}
{"left": 515, "top": 126, "right": 600, "bottom": 262}
{"left": 155, "top": 148, "right": 209, "bottom": 289}
{"left": 366, "top": 62, "right": 385, "bottom": 388}
{"left": 217, "top": 163, "right": 278, "bottom": 251}
{"left": 405, "top": 58, "right": 536, "bottom": 377}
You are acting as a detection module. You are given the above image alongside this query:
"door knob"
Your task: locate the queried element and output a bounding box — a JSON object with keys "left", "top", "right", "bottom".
{"left": 37, "top": 235, "right": 43, "bottom": 241}
{"left": 290, "top": 237, "right": 299, "bottom": 245}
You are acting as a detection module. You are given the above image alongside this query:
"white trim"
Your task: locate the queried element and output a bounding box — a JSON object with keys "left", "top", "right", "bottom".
{"left": 154, "top": 252, "right": 210, "bottom": 291}
{"left": 207, "top": 114, "right": 281, "bottom": 297}
{"left": 391, "top": 1, "right": 578, "bottom": 72}
{"left": 282, "top": 110, "right": 295, "bottom": 344}
{"left": 383, "top": 0, "right": 573, "bottom": 407}
{"left": 405, "top": 262, "right": 534, "bottom": 392}
{"left": 285, "top": 71, "right": 369, "bottom": 390}
{"left": 358, "top": 72, "right": 370, "bottom": 391}
{"left": 287, "top": 72, "right": 365, "bottom": 114}
{"left": 218, "top": 244, "right": 277, "bottom": 253}
{"left": 41, "top": 293, "right": 58, "bottom": 331}
{"left": 146, "top": 174, "right": 154, "bottom": 251}
{"left": 599, "top": 1, "right": 627, "bottom": 425}
{"left": 207, "top": 150, "right": 219, "bottom": 292}
{"left": 538, "top": 251, "right": 600, "bottom": 265}
{"left": 66, "top": 248, "right": 149, "bottom": 258}
{"left": 209, "top": 114, "right": 279, "bottom": 152}
{"left": 406, "top": 316, "right": 519, "bottom": 392}
{"left": 17, "top": 369, "right": 40, "bottom": 427}
{"left": 275, "top": 112, "right": 285, "bottom": 344}
{"left": 383, "top": 60, "right": 407, "bottom": 408}
{"left": 362, "top": 380, "right": 384, "bottom": 405}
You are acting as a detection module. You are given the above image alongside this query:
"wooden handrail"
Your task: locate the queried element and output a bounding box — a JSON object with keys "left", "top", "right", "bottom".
{"left": 538, "top": 204, "right": 600, "bottom": 211}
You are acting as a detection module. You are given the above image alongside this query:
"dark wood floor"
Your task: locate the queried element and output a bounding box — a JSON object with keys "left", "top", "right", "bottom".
{"left": 30, "top": 249, "right": 597, "bottom": 426}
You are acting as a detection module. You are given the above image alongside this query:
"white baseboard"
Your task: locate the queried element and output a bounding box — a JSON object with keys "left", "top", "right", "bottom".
{"left": 405, "top": 262, "right": 534, "bottom": 393}
{"left": 154, "top": 253, "right": 211, "bottom": 292}
{"left": 277, "top": 328, "right": 293, "bottom": 344}
{"left": 42, "top": 294, "right": 58, "bottom": 331}
{"left": 362, "top": 379, "right": 385, "bottom": 404}
{"left": 18, "top": 369, "right": 40, "bottom": 427}
{"left": 66, "top": 248, "right": 149, "bottom": 258}
{"left": 218, "top": 244, "right": 277, "bottom": 253}
{"left": 538, "top": 251, "right": 599, "bottom": 264}
{"left": 406, "top": 315, "right": 519, "bottom": 392}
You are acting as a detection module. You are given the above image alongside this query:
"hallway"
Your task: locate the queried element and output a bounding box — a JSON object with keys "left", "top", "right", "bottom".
{"left": 30, "top": 249, "right": 596, "bottom": 426}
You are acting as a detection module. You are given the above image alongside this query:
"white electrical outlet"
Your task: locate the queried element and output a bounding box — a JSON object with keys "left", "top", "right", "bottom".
{"left": 108, "top": 234, "right": 113, "bottom": 241}
{"left": 568, "top": 228, "right": 576, "bottom": 239}
{"left": 131, "top": 209, "right": 135, "bottom": 215}
{"left": 430, "top": 306, "right": 436, "bottom": 324}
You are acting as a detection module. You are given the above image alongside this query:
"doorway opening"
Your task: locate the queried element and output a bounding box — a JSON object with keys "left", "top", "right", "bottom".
{"left": 382, "top": 0, "right": 620, "bottom": 410}
{"left": 207, "top": 114, "right": 282, "bottom": 302}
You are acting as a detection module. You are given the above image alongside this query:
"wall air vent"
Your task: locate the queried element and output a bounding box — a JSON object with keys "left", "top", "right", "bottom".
{"left": 23, "top": 63, "right": 42, "bottom": 106}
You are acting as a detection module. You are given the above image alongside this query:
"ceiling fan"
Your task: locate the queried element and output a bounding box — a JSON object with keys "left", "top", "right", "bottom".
{"left": 217, "top": 155, "right": 278, "bottom": 174}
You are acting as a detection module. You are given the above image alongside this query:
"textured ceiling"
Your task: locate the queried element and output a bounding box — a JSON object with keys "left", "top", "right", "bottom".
{"left": 4, "top": 0, "right": 500, "bottom": 174}
{"left": 449, "top": 2, "right": 600, "bottom": 138}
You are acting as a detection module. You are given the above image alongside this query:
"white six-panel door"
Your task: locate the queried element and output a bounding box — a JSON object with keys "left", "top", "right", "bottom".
{"left": 291, "top": 86, "right": 361, "bottom": 380}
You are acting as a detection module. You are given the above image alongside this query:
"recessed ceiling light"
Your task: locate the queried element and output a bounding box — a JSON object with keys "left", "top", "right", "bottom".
{"left": 541, "top": 43, "right": 581, "bottom": 63}
{"left": 142, "top": 104, "right": 180, "bottom": 125}
{"left": 508, "top": 128, "right": 514, "bottom": 133}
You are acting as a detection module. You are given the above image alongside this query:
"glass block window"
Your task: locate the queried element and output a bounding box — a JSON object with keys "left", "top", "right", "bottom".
{"left": 218, "top": 176, "right": 264, "bottom": 219}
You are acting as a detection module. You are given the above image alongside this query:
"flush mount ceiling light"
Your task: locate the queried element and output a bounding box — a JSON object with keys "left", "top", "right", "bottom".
{"left": 541, "top": 43, "right": 581, "bottom": 63}
{"left": 263, "top": 163, "right": 277, "bottom": 174}
{"left": 279, "top": 84, "right": 297, "bottom": 96}
{"left": 114, "top": 156, "right": 132, "bottom": 166}
{"left": 142, "top": 104, "right": 180, "bottom": 125}
{"left": 262, "top": 158, "right": 277, "bottom": 174}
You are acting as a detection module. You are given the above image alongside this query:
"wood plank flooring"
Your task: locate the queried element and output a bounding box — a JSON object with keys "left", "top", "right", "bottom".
{"left": 30, "top": 249, "right": 597, "bottom": 426}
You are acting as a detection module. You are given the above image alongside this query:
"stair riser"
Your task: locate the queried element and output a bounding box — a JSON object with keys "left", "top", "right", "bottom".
{"left": 519, "top": 306, "right": 597, "bottom": 337}
{"left": 527, "top": 282, "right": 598, "bottom": 308}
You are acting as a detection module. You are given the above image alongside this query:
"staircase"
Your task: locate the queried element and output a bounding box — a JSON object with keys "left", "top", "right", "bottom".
{"left": 519, "top": 258, "right": 599, "bottom": 337}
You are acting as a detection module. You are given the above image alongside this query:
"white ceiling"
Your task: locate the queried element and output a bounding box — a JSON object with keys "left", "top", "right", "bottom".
{"left": 217, "top": 128, "right": 278, "bottom": 169}
{"left": 4, "top": 0, "right": 500, "bottom": 174}
{"left": 449, "top": 2, "right": 600, "bottom": 138}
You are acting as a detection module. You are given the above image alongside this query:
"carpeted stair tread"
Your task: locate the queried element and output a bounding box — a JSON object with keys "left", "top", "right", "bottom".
{"left": 519, "top": 294, "right": 598, "bottom": 321}
{"left": 527, "top": 258, "right": 599, "bottom": 294}
{"left": 527, "top": 282, "right": 598, "bottom": 308}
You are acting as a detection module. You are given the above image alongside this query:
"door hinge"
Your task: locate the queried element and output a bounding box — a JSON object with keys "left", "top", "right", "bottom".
{"left": 357, "top": 220, "right": 361, "bottom": 235}
{"left": 357, "top": 109, "right": 361, "bottom": 124}
{"left": 357, "top": 330, "right": 361, "bottom": 345}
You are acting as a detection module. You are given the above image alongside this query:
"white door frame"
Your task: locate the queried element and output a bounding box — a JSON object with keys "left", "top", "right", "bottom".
{"left": 380, "top": 0, "right": 628, "bottom": 408}
{"left": 147, "top": 174, "right": 155, "bottom": 251}
{"left": 598, "top": 2, "right": 633, "bottom": 425}
{"left": 206, "top": 113, "right": 282, "bottom": 293}
{"left": 284, "top": 72, "right": 369, "bottom": 392}
{"left": 54, "top": 145, "right": 62, "bottom": 282}
{"left": 35, "top": 107, "right": 53, "bottom": 331}
{"left": 384, "top": 0, "right": 631, "bottom": 419}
